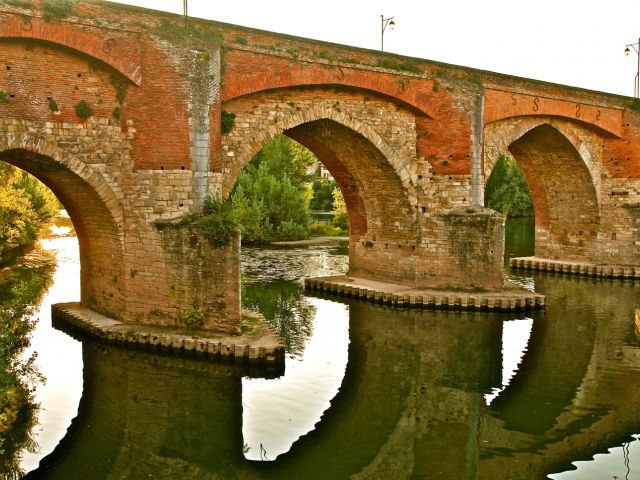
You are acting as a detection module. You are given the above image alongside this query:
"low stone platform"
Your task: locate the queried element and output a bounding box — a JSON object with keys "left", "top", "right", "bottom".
{"left": 304, "top": 276, "right": 545, "bottom": 311}
{"left": 510, "top": 257, "right": 640, "bottom": 279}
{"left": 52, "top": 303, "right": 285, "bottom": 371}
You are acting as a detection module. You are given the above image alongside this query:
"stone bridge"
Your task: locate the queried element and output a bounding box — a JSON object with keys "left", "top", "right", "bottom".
{"left": 0, "top": 0, "right": 639, "bottom": 331}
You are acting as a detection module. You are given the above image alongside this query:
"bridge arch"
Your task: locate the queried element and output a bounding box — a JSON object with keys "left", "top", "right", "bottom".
{"left": 0, "top": 133, "right": 126, "bottom": 318}
{"left": 221, "top": 87, "right": 417, "bottom": 240}
{"left": 0, "top": 15, "right": 141, "bottom": 85}
{"left": 484, "top": 118, "right": 602, "bottom": 261}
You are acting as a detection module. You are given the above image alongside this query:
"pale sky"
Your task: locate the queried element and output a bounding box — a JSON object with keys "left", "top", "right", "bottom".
{"left": 104, "top": 0, "right": 640, "bottom": 97}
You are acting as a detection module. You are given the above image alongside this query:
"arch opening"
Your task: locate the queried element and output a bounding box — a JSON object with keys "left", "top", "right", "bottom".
{"left": 484, "top": 154, "right": 535, "bottom": 261}
{"left": 494, "top": 123, "right": 600, "bottom": 261}
{"left": 224, "top": 111, "right": 415, "bottom": 275}
{"left": 0, "top": 149, "right": 125, "bottom": 318}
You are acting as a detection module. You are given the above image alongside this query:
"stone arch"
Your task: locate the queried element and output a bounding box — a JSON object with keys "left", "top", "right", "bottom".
{"left": 0, "top": 134, "right": 126, "bottom": 318}
{"left": 222, "top": 102, "right": 415, "bottom": 200}
{"left": 221, "top": 90, "right": 417, "bottom": 242}
{"left": 484, "top": 119, "right": 601, "bottom": 261}
{"left": 484, "top": 117, "right": 603, "bottom": 207}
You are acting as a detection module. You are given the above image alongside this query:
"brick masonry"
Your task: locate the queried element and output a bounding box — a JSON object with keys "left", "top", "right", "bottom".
{"left": 0, "top": 1, "right": 638, "bottom": 330}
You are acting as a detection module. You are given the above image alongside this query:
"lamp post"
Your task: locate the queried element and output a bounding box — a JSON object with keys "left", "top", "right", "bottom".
{"left": 624, "top": 38, "right": 640, "bottom": 98}
{"left": 381, "top": 15, "right": 395, "bottom": 52}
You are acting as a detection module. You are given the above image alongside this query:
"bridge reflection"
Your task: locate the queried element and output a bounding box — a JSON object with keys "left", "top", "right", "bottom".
{"left": 27, "top": 275, "right": 639, "bottom": 479}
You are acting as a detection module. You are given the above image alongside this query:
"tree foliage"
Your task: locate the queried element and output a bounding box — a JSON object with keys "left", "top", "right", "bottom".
{"left": 331, "top": 187, "right": 348, "bottom": 230}
{"left": 221, "top": 135, "right": 350, "bottom": 243}
{"left": 250, "top": 135, "right": 316, "bottom": 189}
{"left": 309, "top": 179, "right": 337, "bottom": 211}
{"left": 0, "top": 164, "right": 59, "bottom": 263}
{"left": 485, "top": 154, "right": 534, "bottom": 218}
{"left": 230, "top": 136, "right": 316, "bottom": 244}
{"left": 231, "top": 161, "right": 310, "bottom": 243}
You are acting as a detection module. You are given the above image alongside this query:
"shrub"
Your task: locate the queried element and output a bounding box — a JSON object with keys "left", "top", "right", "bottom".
{"left": 43, "top": 0, "right": 75, "bottom": 21}
{"left": 308, "top": 222, "right": 343, "bottom": 237}
{"left": 74, "top": 100, "right": 93, "bottom": 120}
{"left": 221, "top": 110, "right": 236, "bottom": 134}
{"left": 193, "top": 196, "right": 239, "bottom": 245}
{"left": 275, "top": 221, "right": 308, "bottom": 241}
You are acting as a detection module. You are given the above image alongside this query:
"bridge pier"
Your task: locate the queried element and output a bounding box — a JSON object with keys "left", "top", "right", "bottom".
{"left": 350, "top": 206, "right": 505, "bottom": 291}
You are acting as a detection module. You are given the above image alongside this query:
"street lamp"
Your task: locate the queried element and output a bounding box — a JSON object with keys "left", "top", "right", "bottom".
{"left": 624, "top": 38, "right": 640, "bottom": 97}
{"left": 381, "top": 15, "right": 395, "bottom": 52}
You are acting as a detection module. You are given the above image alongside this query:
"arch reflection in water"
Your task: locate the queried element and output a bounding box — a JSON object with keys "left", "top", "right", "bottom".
{"left": 242, "top": 298, "right": 349, "bottom": 461}
{"left": 16, "top": 234, "right": 639, "bottom": 479}
{"left": 484, "top": 317, "right": 534, "bottom": 405}
{"left": 23, "top": 272, "right": 640, "bottom": 479}
{"left": 4, "top": 230, "right": 84, "bottom": 475}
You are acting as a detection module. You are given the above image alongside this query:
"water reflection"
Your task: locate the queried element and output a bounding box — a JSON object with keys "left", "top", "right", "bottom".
{"left": 241, "top": 280, "right": 316, "bottom": 357}
{"left": 22, "top": 272, "right": 639, "bottom": 479}
{"left": 242, "top": 299, "right": 349, "bottom": 461}
{"left": 6, "top": 224, "right": 639, "bottom": 478}
{"left": 0, "top": 246, "right": 55, "bottom": 478}
{"left": 504, "top": 216, "right": 535, "bottom": 262}
{"left": 19, "top": 235, "right": 83, "bottom": 474}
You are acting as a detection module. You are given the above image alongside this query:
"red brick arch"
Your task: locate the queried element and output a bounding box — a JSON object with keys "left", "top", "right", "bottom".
{"left": 484, "top": 88, "right": 623, "bottom": 138}
{"left": 222, "top": 49, "right": 435, "bottom": 119}
{"left": 222, "top": 103, "right": 415, "bottom": 200}
{"left": 0, "top": 15, "right": 141, "bottom": 85}
{"left": 484, "top": 117, "right": 603, "bottom": 208}
{"left": 484, "top": 120, "right": 601, "bottom": 261}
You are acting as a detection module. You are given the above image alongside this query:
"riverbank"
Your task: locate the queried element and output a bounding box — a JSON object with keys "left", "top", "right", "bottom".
{"left": 270, "top": 235, "right": 348, "bottom": 246}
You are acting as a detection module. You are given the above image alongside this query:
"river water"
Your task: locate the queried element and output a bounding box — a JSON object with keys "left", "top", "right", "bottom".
{"left": 1, "top": 218, "right": 639, "bottom": 479}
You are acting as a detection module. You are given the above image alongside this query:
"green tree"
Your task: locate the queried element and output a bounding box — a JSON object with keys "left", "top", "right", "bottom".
{"left": 250, "top": 135, "right": 316, "bottom": 190}
{"left": 485, "top": 154, "right": 534, "bottom": 218}
{"left": 0, "top": 188, "right": 39, "bottom": 258}
{"left": 12, "top": 170, "right": 59, "bottom": 224}
{"left": 310, "top": 179, "right": 337, "bottom": 211}
{"left": 331, "top": 187, "right": 348, "bottom": 230}
{"left": 0, "top": 164, "right": 59, "bottom": 263}
{"left": 231, "top": 160, "right": 310, "bottom": 243}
